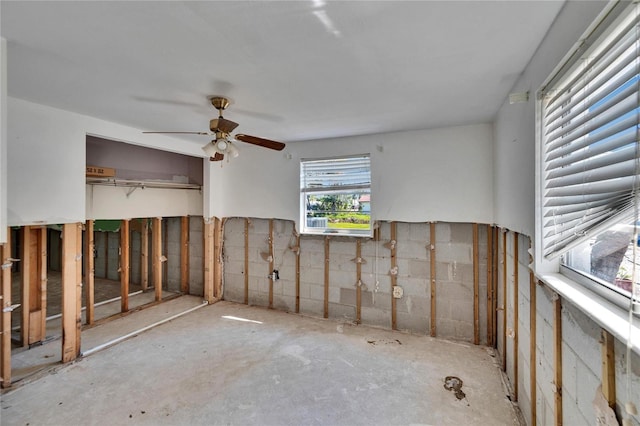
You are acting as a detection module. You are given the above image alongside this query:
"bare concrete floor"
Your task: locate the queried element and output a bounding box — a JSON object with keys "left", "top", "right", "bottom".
{"left": 1, "top": 302, "right": 521, "bottom": 426}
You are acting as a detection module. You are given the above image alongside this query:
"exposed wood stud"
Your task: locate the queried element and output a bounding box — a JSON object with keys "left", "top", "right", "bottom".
{"left": 61, "top": 223, "right": 82, "bottom": 363}
{"left": 244, "top": 218, "right": 249, "bottom": 305}
{"left": 356, "top": 239, "right": 362, "bottom": 324}
{"left": 213, "top": 218, "right": 223, "bottom": 300}
{"left": 20, "top": 226, "right": 30, "bottom": 347}
{"left": 487, "top": 225, "right": 494, "bottom": 346}
{"left": 1, "top": 229, "right": 12, "bottom": 388}
{"left": 21, "top": 227, "right": 46, "bottom": 346}
{"left": 513, "top": 231, "right": 519, "bottom": 401}
{"left": 530, "top": 270, "right": 537, "bottom": 426}
{"left": 473, "top": 223, "right": 479, "bottom": 345}
{"left": 141, "top": 219, "right": 149, "bottom": 291}
{"left": 430, "top": 222, "right": 436, "bottom": 337}
{"left": 152, "top": 217, "right": 163, "bottom": 301}
{"left": 324, "top": 236, "right": 330, "bottom": 319}
{"left": 493, "top": 226, "right": 499, "bottom": 349}
{"left": 269, "top": 219, "right": 274, "bottom": 309}
{"left": 295, "top": 234, "right": 300, "bottom": 314}
{"left": 74, "top": 225, "right": 82, "bottom": 357}
{"left": 553, "top": 294, "right": 563, "bottom": 426}
{"left": 203, "top": 218, "right": 215, "bottom": 303}
{"left": 84, "top": 220, "right": 95, "bottom": 325}
{"left": 502, "top": 229, "right": 508, "bottom": 372}
{"left": 390, "top": 222, "right": 397, "bottom": 330}
{"left": 120, "top": 219, "right": 130, "bottom": 313}
{"left": 180, "top": 216, "right": 190, "bottom": 294}
{"left": 601, "top": 330, "right": 616, "bottom": 409}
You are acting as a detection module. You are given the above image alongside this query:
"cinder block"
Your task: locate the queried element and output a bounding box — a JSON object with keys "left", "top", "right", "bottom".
{"left": 371, "top": 291, "right": 392, "bottom": 310}
{"left": 435, "top": 223, "right": 451, "bottom": 243}
{"left": 249, "top": 292, "right": 268, "bottom": 307}
{"left": 450, "top": 223, "right": 473, "bottom": 244}
{"left": 329, "top": 286, "right": 340, "bottom": 303}
{"left": 396, "top": 311, "right": 429, "bottom": 335}
{"left": 562, "top": 343, "right": 578, "bottom": 402}
{"left": 340, "top": 288, "right": 356, "bottom": 306}
{"left": 282, "top": 280, "right": 297, "bottom": 297}
{"left": 309, "top": 284, "right": 325, "bottom": 301}
{"left": 300, "top": 298, "right": 324, "bottom": 316}
{"left": 273, "top": 295, "right": 296, "bottom": 312}
{"left": 409, "top": 222, "right": 429, "bottom": 242}
{"left": 399, "top": 277, "right": 428, "bottom": 298}
{"left": 328, "top": 303, "right": 356, "bottom": 321}
{"left": 361, "top": 306, "right": 391, "bottom": 328}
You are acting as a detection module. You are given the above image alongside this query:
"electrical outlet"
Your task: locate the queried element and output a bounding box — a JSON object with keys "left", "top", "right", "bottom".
{"left": 392, "top": 286, "right": 403, "bottom": 299}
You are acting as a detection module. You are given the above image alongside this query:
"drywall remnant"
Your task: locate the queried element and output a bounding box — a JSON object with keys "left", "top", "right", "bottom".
{"left": 444, "top": 376, "right": 466, "bottom": 400}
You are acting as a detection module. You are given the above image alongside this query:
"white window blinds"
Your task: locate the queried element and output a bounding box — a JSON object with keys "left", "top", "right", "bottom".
{"left": 300, "top": 155, "right": 371, "bottom": 193}
{"left": 541, "top": 2, "right": 640, "bottom": 258}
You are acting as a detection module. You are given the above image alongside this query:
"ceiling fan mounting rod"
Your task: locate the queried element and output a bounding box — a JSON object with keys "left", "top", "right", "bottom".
{"left": 211, "top": 96, "right": 230, "bottom": 117}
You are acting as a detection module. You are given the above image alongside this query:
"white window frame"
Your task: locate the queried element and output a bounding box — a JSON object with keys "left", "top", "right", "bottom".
{"left": 300, "top": 154, "right": 372, "bottom": 237}
{"left": 535, "top": 1, "right": 639, "bottom": 314}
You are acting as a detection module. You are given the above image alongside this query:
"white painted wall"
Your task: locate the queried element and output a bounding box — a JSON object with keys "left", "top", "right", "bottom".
{"left": 209, "top": 123, "right": 494, "bottom": 229}
{"left": 0, "top": 39, "right": 7, "bottom": 242}
{"left": 492, "top": 0, "right": 607, "bottom": 238}
{"left": 7, "top": 97, "right": 207, "bottom": 225}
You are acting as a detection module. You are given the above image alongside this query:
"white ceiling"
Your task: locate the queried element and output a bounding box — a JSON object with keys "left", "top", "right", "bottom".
{"left": 1, "top": 1, "right": 565, "bottom": 146}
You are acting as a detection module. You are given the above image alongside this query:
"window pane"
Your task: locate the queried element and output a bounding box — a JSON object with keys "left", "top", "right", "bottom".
{"left": 304, "top": 191, "right": 371, "bottom": 235}
{"left": 564, "top": 218, "right": 638, "bottom": 297}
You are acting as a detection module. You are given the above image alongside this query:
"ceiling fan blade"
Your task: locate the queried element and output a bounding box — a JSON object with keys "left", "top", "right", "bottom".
{"left": 210, "top": 117, "right": 239, "bottom": 134}
{"left": 235, "top": 134, "right": 285, "bottom": 151}
{"left": 143, "top": 131, "right": 210, "bottom": 135}
{"left": 210, "top": 152, "right": 224, "bottom": 162}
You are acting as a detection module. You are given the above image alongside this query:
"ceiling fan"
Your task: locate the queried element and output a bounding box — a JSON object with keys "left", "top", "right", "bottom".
{"left": 143, "top": 97, "right": 285, "bottom": 161}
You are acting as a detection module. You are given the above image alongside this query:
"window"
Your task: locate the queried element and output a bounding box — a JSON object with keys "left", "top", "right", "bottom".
{"left": 538, "top": 1, "right": 639, "bottom": 305}
{"left": 300, "top": 154, "right": 371, "bottom": 236}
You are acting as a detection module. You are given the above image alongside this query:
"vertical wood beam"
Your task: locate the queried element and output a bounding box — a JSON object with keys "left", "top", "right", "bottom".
{"left": 430, "top": 222, "right": 436, "bottom": 337}
{"left": 74, "top": 226, "right": 82, "bottom": 357}
{"left": 120, "top": 219, "right": 130, "bottom": 312}
{"left": 553, "top": 294, "right": 563, "bottom": 426}
{"left": 1, "top": 229, "right": 12, "bottom": 388}
{"left": 473, "top": 223, "right": 479, "bottom": 345}
{"left": 513, "top": 231, "right": 519, "bottom": 401}
{"left": 268, "top": 219, "right": 274, "bottom": 309}
{"left": 601, "top": 330, "right": 616, "bottom": 409}
{"left": 530, "top": 271, "right": 537, "bottom": 426}
{"left": 487, "top": 225, "right": 494, "bottom": 346}
{"left": 203, "top": 218, "right": 215, "bottom": 303}
{"left": 20, "top": 226, "right": 30, "bottom": 347}
{"left": 152, "top": 217, "right": 162, "bottom": 301}
{"left": 295, "top": 234, "right": 300, "bottom": 314}
{"left": 502, "top": 229, "right": 508, "bottom": 372}
{"left": 390, "top": 222, "right": 397, "bottom": 330}
{"left": 84, "top": 220, "right": 95, "bottom": 325}
{"left": 141, "top": 219, "right": 149, "bottom": 291}
{"left": 180, "top": 216, "right": 190, "bottom": 294}
{"left": 213, "top": 217, "right": 223, "bottom": 300}
{"left": 324, "top": 236, "right": 330, "bottom": 319}
{"left": 493, "top": 226, "right": 499, "bottom": 349}
{"left": 61, "top": 223, "right": 82, "bottom": 363}
{"left": 356, "top": 239, "right": 362, "bottom": 324}
{"left": 38, "top": 228, "right": 47, "bottom": 338}
{"left": 244, "top": 219, "right": 249, "bottom": 305}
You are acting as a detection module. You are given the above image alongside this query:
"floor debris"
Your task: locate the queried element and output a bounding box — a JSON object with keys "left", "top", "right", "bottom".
{"left": 444, "top": 376, "right": 466, "bottom": 400}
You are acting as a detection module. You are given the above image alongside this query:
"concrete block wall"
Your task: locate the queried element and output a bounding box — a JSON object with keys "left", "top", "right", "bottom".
{"left": 223, "top": 218, "right": 489, "bottom": 342}
{"left": 496, "top": 231, "right": 640, "bottom": 426}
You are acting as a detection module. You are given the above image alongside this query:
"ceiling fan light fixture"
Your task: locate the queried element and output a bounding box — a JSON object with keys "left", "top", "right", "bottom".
{"left": 226, "top": 141, "right": 239, "bottom": 158}
{"left": 215, "top": 138, "right": 229, "bottom": 152}
{"left": 202, "top": 141, "right": 218, "bottom": 157}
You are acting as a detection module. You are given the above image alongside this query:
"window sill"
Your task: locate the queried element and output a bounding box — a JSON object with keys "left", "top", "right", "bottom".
{"left": 538, "top": 272, "right": 640, "bottom": 355}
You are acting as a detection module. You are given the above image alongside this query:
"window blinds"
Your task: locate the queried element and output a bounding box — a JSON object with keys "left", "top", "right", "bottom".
{"left": 300, "top": 155, "right": 371, "bottom": 193}
{"left": 541, "top": 3, "right": 640, "bottom": 258}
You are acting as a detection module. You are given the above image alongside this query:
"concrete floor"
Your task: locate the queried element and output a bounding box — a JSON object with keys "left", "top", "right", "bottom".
{"left": 1, "top": 302, "right": 521, "bottom": 426}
